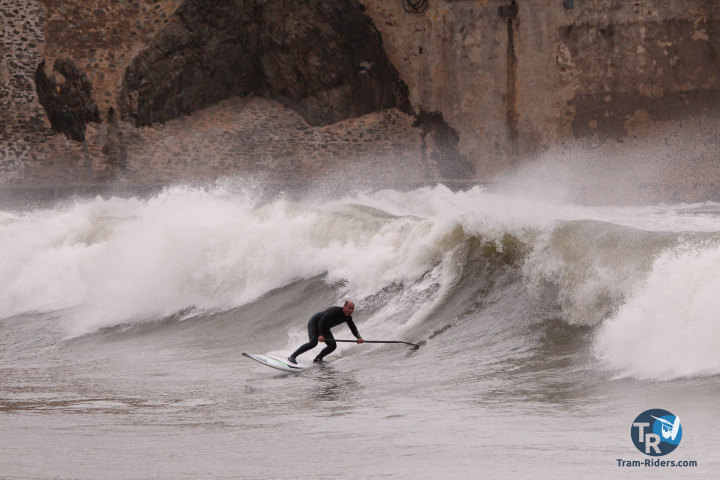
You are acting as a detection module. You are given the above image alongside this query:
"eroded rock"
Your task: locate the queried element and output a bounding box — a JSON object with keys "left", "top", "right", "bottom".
{"left": 35, "top": 58, "right": 100, "bottom": 142}
{"left": 120, "top": 0, "right": 409, "bottom": 127}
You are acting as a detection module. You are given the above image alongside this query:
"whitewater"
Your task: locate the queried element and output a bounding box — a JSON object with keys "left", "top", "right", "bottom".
{"left": 1, "top": 180, "right": 719, "bottom": 479}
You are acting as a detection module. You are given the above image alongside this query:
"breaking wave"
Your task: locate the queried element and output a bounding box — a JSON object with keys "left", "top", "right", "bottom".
{"left": 2, "top": 180, "right": 720, "bottom": 380}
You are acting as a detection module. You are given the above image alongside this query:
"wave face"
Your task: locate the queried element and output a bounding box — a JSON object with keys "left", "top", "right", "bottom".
{"left": 594, "top": 242, "right": 720, "bottom": 380}
{"left": 2, "top": 180, "right": 720, "bottom": 380}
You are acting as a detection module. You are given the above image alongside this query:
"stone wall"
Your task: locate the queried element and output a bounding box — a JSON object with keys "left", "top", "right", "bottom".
{"left": 0, "top": 0, "right": 52, "bottom": 182}
{"left": 2, "top": 0, "right": 720, "bottom": 202}
{"left": 1, "top": 0, "right": 433, "bottom": 188}
{"left": 103, "top": 96, "right": 428, "bottom": 185}
{"left": 360, "top": 0, "right": 512, "bottom": 174}
{"left": 360, "top": 0, "right": 720, "bottom": 176}
{"left": 555, "top": 1, "right": 720, "bottom": 138}
{"left": 40, "top": 0, "right": 183, "bottom": 120}
{"left": 1, "top": 0, "right": 182, "bottom": 184}
{"left": 15, "top": 95, "right": 430, "bottom": 187}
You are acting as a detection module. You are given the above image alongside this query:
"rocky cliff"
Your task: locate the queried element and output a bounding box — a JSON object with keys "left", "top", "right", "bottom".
{"left": 362, "top": 0, "right": 720, "bottom": 172}
{"left": 121, "top": 0, "right": 410, "bottom": 127}
{"left": 1, "top": 0, "right": 719, "bottom": 202}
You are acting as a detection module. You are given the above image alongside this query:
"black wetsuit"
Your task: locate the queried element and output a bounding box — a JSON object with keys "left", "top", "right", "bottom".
{"left": 290, "top": 306, "right": 361, "bottom": 361}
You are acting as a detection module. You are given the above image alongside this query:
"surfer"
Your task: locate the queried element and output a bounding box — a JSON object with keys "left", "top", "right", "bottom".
{"left": 288, "top": 301, "right": 364, "bottom": 364}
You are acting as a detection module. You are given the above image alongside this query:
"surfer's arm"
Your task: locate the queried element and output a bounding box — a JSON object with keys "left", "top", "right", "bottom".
{"left": 347, "top": 318, "right": 363, "bottom": 343}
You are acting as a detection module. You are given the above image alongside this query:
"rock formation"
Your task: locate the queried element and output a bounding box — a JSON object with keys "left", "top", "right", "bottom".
{"left": 120, "top": 0, "right": 410, "bottom": 127}
{"left": 35, "top": 58, "right": 100, "bottom": 142}
{"left": 415, "top": 110, "right": 474, "bottom": 179}
{"left": 2, "top": 0, "right": 720, "bottom": 202}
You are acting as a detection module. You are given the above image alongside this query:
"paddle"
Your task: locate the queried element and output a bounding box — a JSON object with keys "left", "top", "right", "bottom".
{"left": 330, "top": 339, "right": 419, "bottom": 347}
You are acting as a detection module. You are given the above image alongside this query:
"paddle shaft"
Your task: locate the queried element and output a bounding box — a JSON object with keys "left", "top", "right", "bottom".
{"left": 330, "top": 339, "right": 419, "bottom": 347}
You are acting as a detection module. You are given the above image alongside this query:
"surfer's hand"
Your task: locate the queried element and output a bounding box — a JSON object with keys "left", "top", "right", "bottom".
{"left": 357, "top": 337, "right": 364, "bottom": 344}
{"left": 318, "top": 335, "right": 325, "bottom": 343}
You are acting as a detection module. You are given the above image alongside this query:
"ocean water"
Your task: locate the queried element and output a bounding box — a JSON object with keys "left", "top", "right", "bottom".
{"left": 1, "top": 180, "right": 719, "bottom": 479}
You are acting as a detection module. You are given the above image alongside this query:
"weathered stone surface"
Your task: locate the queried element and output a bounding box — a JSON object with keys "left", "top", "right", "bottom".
{"left": 361, "top": 0, "right": 720, "bottom": 171}
{"left": 0, "top": 0, "right": 53, "bottom": 182}
{"left": 35, "top": 58, "right": 101, "bottom": 141}
{"left": 38, "top": 0, "right": 184, "bottom": 120}
{"left": 415, "top": 110, "right": 474, "bottom": 178}
{"left": 120, "top": 1, "right": 260, "bottom": 127}
{"left": 120, "top": 0, "right": 410, "bottom": 127}
{"left": 3, "top": 0, "right": 720, "bottom": 203}
{"left": 560, "top": 15, "right": 720, "bottom": 140}
{"left": 102, "top": 107, "right": 127, "bottom": 174}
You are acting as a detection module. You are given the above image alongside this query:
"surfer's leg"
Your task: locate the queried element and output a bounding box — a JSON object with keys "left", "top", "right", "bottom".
{"left": 315, "top": 331, "right": 336, "bottom": 362}
{"left": 289, "top": 314, "right": 321, "bottom": 362}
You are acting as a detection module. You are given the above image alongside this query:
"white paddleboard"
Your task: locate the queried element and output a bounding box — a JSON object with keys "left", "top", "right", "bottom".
{"left": 242, "top": 352, "right": 309, "bottom": 373}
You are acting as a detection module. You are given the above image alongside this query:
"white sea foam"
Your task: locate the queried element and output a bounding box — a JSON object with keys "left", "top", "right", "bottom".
{"left": 594, "top": 242, "right": 720, "bottom": 380}
{"left": 0, "top": 185, "right": 467, "bottom": 335}
{"left": 2, "top": 182, "right": 720, "bottom": 341}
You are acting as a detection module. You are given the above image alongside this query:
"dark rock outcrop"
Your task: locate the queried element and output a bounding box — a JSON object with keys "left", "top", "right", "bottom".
{"left": 102, "top": 107, "right": 128, "bottom": 175}
{"left": 35, "top": 59, "right": 100, "bottom": 142}
{"left": 415, "top": 110, "right": 475, "bottom": 178}
{"left": 120, "top": 0, "right": 410, "bottom": 127}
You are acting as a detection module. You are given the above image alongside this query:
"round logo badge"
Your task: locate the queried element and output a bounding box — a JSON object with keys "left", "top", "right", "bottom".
{"left": 631, "top": 409, "right": 682, "bottom": 456}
